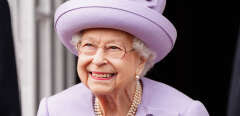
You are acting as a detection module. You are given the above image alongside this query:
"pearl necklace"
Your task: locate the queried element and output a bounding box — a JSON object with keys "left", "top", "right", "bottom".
{"left": 93, "top": 80, "right": 142, "bottom": 116}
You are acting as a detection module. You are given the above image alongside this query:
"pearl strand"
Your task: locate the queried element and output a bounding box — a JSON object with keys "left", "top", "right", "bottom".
{"left": 93, "top": 80, "right": 142, "bottom": 116}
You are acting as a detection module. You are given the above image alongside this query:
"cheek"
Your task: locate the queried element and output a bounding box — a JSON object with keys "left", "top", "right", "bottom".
{"left": 116, "top": 56, "right": 139, "bottom": 79}
{"left": 77, "top": 56, "right": 91, "bottom": 83}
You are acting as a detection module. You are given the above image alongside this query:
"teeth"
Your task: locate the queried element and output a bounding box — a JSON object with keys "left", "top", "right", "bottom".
{"left": 92, "top": 73, "right": 113, "bottom": 78}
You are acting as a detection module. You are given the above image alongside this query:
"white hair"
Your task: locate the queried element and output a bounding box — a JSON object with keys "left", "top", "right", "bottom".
{"left": 132, "top": 37, "right": 156, "bottom": 76}
{"left": 71, "top": 33, "right": 156, "bottom": 76}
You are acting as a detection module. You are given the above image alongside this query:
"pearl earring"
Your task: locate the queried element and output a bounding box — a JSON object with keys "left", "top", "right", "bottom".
{"left": 136, "top": 75, "right": 140, "bottom": 79}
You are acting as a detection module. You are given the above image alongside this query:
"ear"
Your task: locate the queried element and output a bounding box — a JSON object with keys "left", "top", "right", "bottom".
{"left": 136, "top": 56, "right": 147, "bottom": 76}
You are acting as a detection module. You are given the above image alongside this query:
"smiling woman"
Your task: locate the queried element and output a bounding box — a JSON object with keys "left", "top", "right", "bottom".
{"left": 76, "top": 29, "right": 144, "bottom": 97}
{"left": 37, "top": 0, "right": 209, "bottom": 116}
{"left": 75, "top": 29, "right": 146, "bottom": 116}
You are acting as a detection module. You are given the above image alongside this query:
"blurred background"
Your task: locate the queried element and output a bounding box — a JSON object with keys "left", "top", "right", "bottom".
{"left": 1, "top": 0, "right": 240, "bottom": 116}
{"left": 3, "top": 0, "right": 76, "bottom": 116}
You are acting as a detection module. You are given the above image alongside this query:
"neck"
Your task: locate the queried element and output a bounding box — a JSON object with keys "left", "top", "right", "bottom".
{"left": 95, "top": 79, "right": 138, "bottom": 116}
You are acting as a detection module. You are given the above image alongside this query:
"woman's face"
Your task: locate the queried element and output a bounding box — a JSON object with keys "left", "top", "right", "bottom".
{"left": 77, "top": 28, "right": 146, "bottom": 95}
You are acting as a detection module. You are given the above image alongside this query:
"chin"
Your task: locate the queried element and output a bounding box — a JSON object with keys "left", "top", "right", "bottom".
{"left": 89, "top": 86, "right": 115, "bottom": 96}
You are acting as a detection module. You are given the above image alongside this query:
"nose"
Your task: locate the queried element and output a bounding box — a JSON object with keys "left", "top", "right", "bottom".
{"left": 91, "top": 49, "right": 108, "bottom": 66}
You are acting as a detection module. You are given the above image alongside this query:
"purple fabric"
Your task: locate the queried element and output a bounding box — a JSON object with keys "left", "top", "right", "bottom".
{"left": 54, "top": 0, "right": 177, "bottom": 63}
{"left": 37, "top": 77, "right": 209, "bottom": 116}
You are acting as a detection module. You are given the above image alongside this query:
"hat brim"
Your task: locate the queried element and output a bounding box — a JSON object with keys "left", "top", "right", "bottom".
{"left": 54, "top": 0, "right": 177, "bottom": 63}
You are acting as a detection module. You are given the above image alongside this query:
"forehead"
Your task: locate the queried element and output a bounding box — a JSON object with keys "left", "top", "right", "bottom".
{"left": 81, "top": 28, "right": 134, "bottom": 45}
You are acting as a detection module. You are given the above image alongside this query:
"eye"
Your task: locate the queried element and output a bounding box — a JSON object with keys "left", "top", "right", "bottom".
{"left": 82, "top": 43, "right": 94, "bottom": 48}
{"left": 106, "top": 45, "right": 124, "bottom": 52}
{"left": 108, "top": 46, "right": 121, "bottom": 50}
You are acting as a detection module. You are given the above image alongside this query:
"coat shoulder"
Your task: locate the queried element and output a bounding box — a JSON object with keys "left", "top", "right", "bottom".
{"left": 49, "top": 83, "right": 91, "bottom": 101}
{"left": 141, "top": 77, "right": 209, "bottom": 116}
{"left": 38, "top": 83, "right": 94, "bottom": 116}
{"left": 142, "top": 77, "right": 193, "bottom": 105}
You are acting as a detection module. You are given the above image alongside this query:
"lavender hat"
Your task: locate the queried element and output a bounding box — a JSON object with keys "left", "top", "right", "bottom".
{"left": 54, "top": 0, "right": 177, "bottom": 63}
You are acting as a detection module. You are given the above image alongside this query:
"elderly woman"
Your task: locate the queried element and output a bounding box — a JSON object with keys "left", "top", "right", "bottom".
{"left": 37, "top": 0, "right": 209, "bottom": 116}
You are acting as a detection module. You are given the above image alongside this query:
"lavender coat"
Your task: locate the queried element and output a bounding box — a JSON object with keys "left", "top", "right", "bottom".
{"left": 37, "top": 77, "right": 209, "bottom": 116}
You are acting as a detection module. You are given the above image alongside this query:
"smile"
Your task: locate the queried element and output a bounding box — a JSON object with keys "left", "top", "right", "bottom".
{"left": 89, "top": 72, "right": 117, "bottom": 80}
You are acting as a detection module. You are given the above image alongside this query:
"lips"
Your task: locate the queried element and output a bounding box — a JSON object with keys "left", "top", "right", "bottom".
{"left": 89, "top": 72, "right": 116, "bottom": 80}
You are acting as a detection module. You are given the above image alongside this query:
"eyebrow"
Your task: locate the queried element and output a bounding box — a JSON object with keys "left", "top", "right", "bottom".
{"left": 105, "top": 39, "right": 124, "bottom": 44}
{"left": 82, "top": 36, "right": 126, "bottom": 45}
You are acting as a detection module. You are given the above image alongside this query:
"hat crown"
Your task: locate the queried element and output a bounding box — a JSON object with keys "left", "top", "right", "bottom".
{"left": 71, "top": 0, "right": 166, "bottom": 13}
{"left": 55, "top": 0, "right": 176, "bottom": 63}
{"left": 129, "top": 0, "right": 166, "bottom": 13}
